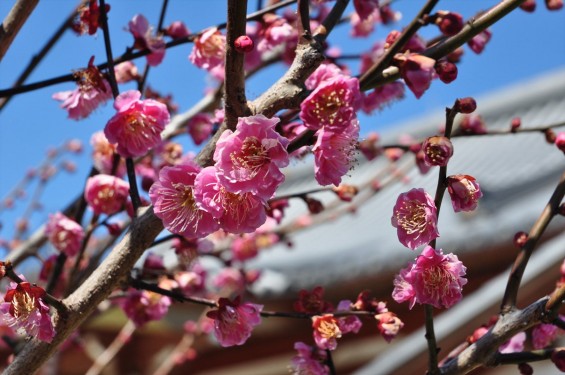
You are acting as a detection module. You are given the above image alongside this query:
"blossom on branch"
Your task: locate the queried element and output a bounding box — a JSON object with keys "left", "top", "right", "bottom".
{"left": 128, "top": 14, "right": 166, "bottom": 67}
{"left": 0, "top": 281, "right": 55, "bottom": 343}
{"left": 392, "top": 246, "right": 467, "bottom": 309}
{"left": 447, "top": 174, "right": 483, "bottom": 212}
{"left": 116, "top": 289, "right": 171, "bottom": 327}
{"left": 396, "top": 53, "right": 436, "bottom": 99}
{"left": 84, "top": 174, "right": 130, "bottom": 215}
{"left": 290, "top": 341, "right": 329, "bottom": 375}
{"left": 312, "top": 313, "right": 361, "bottom": 350}
{"left": 206, "top": 296, "right": 263, "bottom": 347}
{"left": 104, "top": 90, "right": 170, "bottom": 158}
{"left": 149, "top": 163, "right": 219, "bottom": 238}
{"left": 391, "top": 188, "right": 439, "bottom": 250}
{"left": 189, "top": 28, "right": 226, "bottom": 79}
{"left": 45, "top": 212, "right": 84, "bottom": 257}
{"left": 213, "top": 115, "right": 289, "bottom": 200}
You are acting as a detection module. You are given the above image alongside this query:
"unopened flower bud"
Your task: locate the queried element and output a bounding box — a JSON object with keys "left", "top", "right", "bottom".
{"left": 552, "top": 349, "right": 565, "bottom": 371}
{"left": 555, "top": 132, "right": 565, "bottom": 152}
{"left": 518, "top": 363, "right": 534, "bottom": 375}
{"left": 435, "top": 60, "right": 458, "bottom": 83}
{"left": 304, "top": 197, "right": 324, "bottom": 214}
{"left": 514, "top": 231, "right": 528, "bottom": 248}
{"left": 234, "top": 35, "right": 254, "bottom": 53}
{"left": 546, "top": 0, "right": 563, "bottom": 10}
{"left": 422, "top": 136, "right": 454, "bottom": 167}
{"left": 434, "top": 11, "right": 464, "bottom": 36}
{"left": 511, "top": 117, "right": 521, "bottom": 132}
{"left": 460, "top": 114, "right": 487, "bottom": 135}
{"left": 447, "top": 175, "right": 482, "bottom": 212}
{"left": 332, "top": 185, "right": 358, "bottom": 202}
{"left": 520, "top": 0, "right": 537, "bottom": 11}
{"left": 105, "top": 222, "right": 122, "bottom": 236}
{"left": 545, "top": 129, "right": 557, "bottom": 144}
{"left": 455, "top": 97, "right": 477, "bottom": 114}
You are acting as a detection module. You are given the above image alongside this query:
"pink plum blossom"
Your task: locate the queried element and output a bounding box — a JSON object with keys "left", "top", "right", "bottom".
{"left": 447, "top": 175, "right": 483, "bottom": 212}
{"left": 312, "top": 314, "right": 361, "bottom": 350}
{"left": 392, "top": 246, "right": 467, "bottom": 309}
{"left": 149, "top": 163, "right": 219, "bottom": 238}
{"left": 532, "top": 323, "right": 562, "bottom": 349}
{"left": 0, "top": 281, "right": 55, "bottom": 342}
{"left": 257, "top": 14, "right": 296, "bottom": 53}
{"left": 397, "top": 53, "right": 436, "bottom": 99}
{"left": 313, "top": 120, "right": 360, "bottom": 186}
{"left": 128, "top": 14, "right": 166, "bottom": 66}
{"left": 84, "top": 174, "right": 130, "bottom": 215}
{"left": 90, "top": 131, "right": 125, "bottom": 176}
{"left": 45, "top": 212, "right": 85, "bottom": 257}
{"left": 212, "top": 267, "right": 246, "bottom": 295}
{"left": 188, "top": 113, "right": 214, "bottom": 145}
{"left": 104, "top": 90, "right": 170, "bottom": 158}
{"left": 206, "top": 296, "right": 263, "bottom": 347}
{"left": 189, "top": 28, "right": 226, "bottom": 75}
{"left": 290, "top": 341, "right": 329, "bottom": 375}
{"left": 213, "top": 115, "right": 289, "bottom": 200}
{"left": 165, "top": 21, "right": 190, "bottom": 40}
{"left": 499, "top": 332, "right": 526, "bottom": 353}
{"left": 361, "top": 82, "right": 405, "bottom": 114}
{"left": 305, "top": 62, "right": 345, "bottom": 90}
{"left": 195, "top": 167, "right": 267, "bottom": 234}
{"left": 422, "top": 136, "right": 454, "bottom": 167}
{"left": 116, "top": 289, "right": 171, "bottom": 327}
{"left": 52, "top": 57, "right": 112, "bottom": 120}
{"left": 300, "top": 76, "right": 361, "bottom": 131}
{"left": 375, "top": 311, "right": 404, "bottom": 342}
{"left": 114, "top": 61, "right": 139, "bottom": 84}
{"left": 350, "top": 9, "right": 380, "bottom": 37}
{"left": 353, "top": 0, "right": 380, "bottom": 20}
{"left": 468, "top": 29, "right": 492, "bottom": 54}
{"left": 391, "top": 188, "right": 439, "bottom": 250}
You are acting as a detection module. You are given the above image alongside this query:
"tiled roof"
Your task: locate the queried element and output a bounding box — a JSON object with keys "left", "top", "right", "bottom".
{"left": 249, "top": 67, "right": 565, "bottom": 296}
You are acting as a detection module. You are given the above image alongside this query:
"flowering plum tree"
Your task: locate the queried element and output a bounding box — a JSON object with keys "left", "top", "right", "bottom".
{"left": 0, "top": 0, "right": 564, "bottom": 374}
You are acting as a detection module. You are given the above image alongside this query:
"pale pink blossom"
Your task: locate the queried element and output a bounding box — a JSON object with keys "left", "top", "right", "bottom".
{"left": 52, "top": 58, "right": 112, "bottom": 120}
{"left": 212, "top": 267, "right": 246, "bottom": 295}
{"left": 300, "top": 76, "right": 361, "bottom": 131}
{"left": 391, "top": 188, "right": 439, "bottom": 250}
{"left": 213, "top": 115, "right": 289, "bottom": 200}
{"left": 499, "top": 332, "right": 526, "bottom": 353}
{"left": 189, "top": 28, "right": 226, "bottom": 74}
{"left": 0, "top": 281, "right": 55, "bottom": 342}
{"left": 128, "top": 14, "right": 166, "bottom": 66}
{"left": 206, "top": 297, "right": 263, "bottom": 347}
{"left": 195, "top": 167, "right": 267, "bottom": 234}
{"left": 116, "top": 289, "right": 171, "bottom": 327}
{"left": 165, "top": 21, "right": 190, "bottom": 39}
{"left": 84, "top": 174, "right": 130, "bottom": 215}
{"left": 257, "top": 14, "right": 296, "bottom": 53}
{"left": 231, "top": 235, "right": 259, "bottom": 262}
{"left": 313, "top": 120, "right": 360, "bottom": 186}
{"left": 397, "top": 53, "right": 436, "bottom": 99}
{"left": 45, "top": 212, "right": 85, "bottom": 257}
{"left": 290, "top": 341, "right": 329, "bottom": 375}
{"left": 468, "top": 29, "right": 492, "bottom": 54}
{"left": 447, "top": 175, "right": 483, "bottom": 212}
{"left": 90, "top": 131, "right": 125, "bottom": 176}
{"left": 149, "top": 163, "right": 219, "bottom": 238}
{"left": 175, "top": 267, "right": 207, "bottom": 296}
{"left": 392, "top": 246, "right": 467, "bottom": 309}
{"left": 114, "top": 61, "right": 139, "bottom": 84}
{"left": 188, "top": 113, "right": 214, "bottom": 145}
{"left": 104, "top": 90, "right": 170, "bottom": 158}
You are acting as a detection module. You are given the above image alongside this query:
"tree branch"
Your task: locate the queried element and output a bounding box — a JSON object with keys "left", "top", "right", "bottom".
{"left": 0, "top": 0, "right": 39, "bottom": 62}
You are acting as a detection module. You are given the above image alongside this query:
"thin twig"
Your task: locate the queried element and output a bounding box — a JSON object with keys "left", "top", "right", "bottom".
{"left": 85, "top": 320, "right": 136, "bottom": 375}
{"left": 0, "top": 0, "right": 40, "bottom": 61}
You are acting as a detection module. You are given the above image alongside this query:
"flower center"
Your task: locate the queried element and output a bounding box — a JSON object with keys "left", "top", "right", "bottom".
{"left": 318, "top": 317, "right": 342, "bottom": 339}
{"left": 230, "top": 136, "right": 269, "bottom": 177}
{"left": 396, "top": 200, "right": 427, "bottom": 235}
{"left": 313, "top": 88, "right": 346, "bottom": 125}
{"left": 12, "top": 291, "right": 35, "bottom": 319}
{"left": 423, "top": 265, "right": 456, "bottom": 298}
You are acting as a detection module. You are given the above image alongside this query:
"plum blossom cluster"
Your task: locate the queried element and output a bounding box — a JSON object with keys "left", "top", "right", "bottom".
{"left": 300, "top": 65, "right": 362, "bottom": 186}
{"left": 392, "top": 245, "right": 467, "bottom": 309}
{"left": 150, "top": 115, "right": 289, "bottom": 237}
{"left": 0, "top": 281, "right": 55, "bottom": 343}
{"left": 128, "top": 14, "right": 166, "bottom": 67}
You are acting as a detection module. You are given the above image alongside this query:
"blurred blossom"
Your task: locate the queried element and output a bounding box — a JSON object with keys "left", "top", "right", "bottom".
{"left": 206, "top": 296, "right": 262, "bottom": 347}
{"left": 45, "top": 212, "right": 84, "bottom": 257}
{"left": 85, "top": 174, "right": 130, "bottom": 215}
{"left": 128, "top": 14, "right": 166, "bottom": 66}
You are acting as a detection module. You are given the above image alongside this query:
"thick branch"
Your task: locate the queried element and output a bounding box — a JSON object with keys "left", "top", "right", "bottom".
{"left": 0, "top": 0, "right": 39, "bottom": 62}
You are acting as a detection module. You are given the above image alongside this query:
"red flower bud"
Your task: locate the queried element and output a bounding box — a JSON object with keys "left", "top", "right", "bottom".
{"left": 511, "top": 117, "right": 521, "bottom": 132}
{"left": 514, "top": 231, "right": 528, "bottom": 248}
{"left": 552, "top": 349, "right": 565, "bottom": 372}
{"left": 304, "top": 197, "right": 324, "bottom": 214}
{"left": 455, "top": 97, "right": 477, "bottom": 114}
{"left": 545, "top": 129, "right": 557, "bottom": 144}
{"left": 518, "top": 363, "right": 533, "bottom": 375}
{"left": 555, "top": 132, "right": 565, "bottom": 152}
{"left": 422, "top": 136, "right": 454, "bottom": 167}
{"left": 435, "top": 11, "right": 464, "bottom": 36}
{"left": 520, "top": 0, "right": 537, "bottom": 12}
{"left": 435, "top": 60, "right": 458, "bottom": 84}
{"left": 546, "top": 0, "right": 563, "bottom": 10}
{"left": 234, "top": 35, "right": 254, "bottom": 53}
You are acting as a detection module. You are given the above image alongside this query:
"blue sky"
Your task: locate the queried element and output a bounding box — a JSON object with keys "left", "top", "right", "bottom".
{"left": 0, "top": 0, "right": 563, "bottom": 246}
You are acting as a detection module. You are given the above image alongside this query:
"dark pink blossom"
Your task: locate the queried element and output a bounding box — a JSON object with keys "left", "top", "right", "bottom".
{"left": 84, "top": 174, "right": 130, "bottom": 215}
{"left": 447, "top": 175, "right": 483, "bottom": 212}
{"left": 313, "top": 120, "right": 360, "bottom": 186}
{"left": 393, "top": 246, "right": 467, "bottom": 309}
{"left": 290, "top": 341, "right": 329, "bottom": 375}
{"left": 422, "top": 136, "right": 454, "bottom": 167}
{"left": 52, "top": 58, "right": 112, "bottom": 120}
{"left": 305, "top": 62, "right": 345, "bottom": 91}
{"left": 128, "top": 14, "right": 166, "bottom": 66}
{"left": 188, "top": 113, "right": 214, "bottom": 145}
{"left": 189, "top": 28, "right": 226, "bottom": 75}
{"left": 434, "top": 11, "right": 464, "bottom": 36}
{"left": 556, "top": 133, "right": 565, "bottom": 153}
{"left": 45, "top": 212, "right": 85, "bottom": 257}
{"left": 206, "top": 297, "right": 263, "bottom": 347}
{"left": 532, "top": 323, "right": 562, "bottom": 349}
{"left": 257, "top": 14, "right": 296, "bottom": 53}
{"left": 397, "top": 53, "right": 436, "bottom": 99}
{"left": 460, "top": 114, "right": 487, "bottom": 134}
{"left": 361, "top": 82, "right": 405, "bottom": 114}
{"left": 312, "top": 314, "right": 361, "bottom": 350}
{"left": 104, "top": 90, "right": 170, "bottom": 158}
{"left": 116, "top": 289, "right": 171, "bottom": 327}
{"left": 194, "top": 167, "right": 267, "bottom": 234}
{"left": 71, "top": 0, "right": 108, "bottom": 36}
{"left": 353, "top": 0, "right": 380, "bottom": 20}
{"left": 149, "top": 163, "right": 219, "bottom": 238}
{"left": 391, "top": 188, "right": 439, "bottom": 250}
{"left": 301, "top": 76, "right": 360, "bottom": 131}
{"left": 0, "top": 281, "right": 55, "bottom": 342}
{"left": 499, "top": 332, "right": 526, "bottom": 353}
{"left": 165, "top": 21, "right": 190, "bottom": 39}
{"left": 468, "top": 29, "right": 492, "bottom": 54}
{"left": 212, "top": 267, "right": 246, "bottom": 295}
{"left": 213, "top": 115, "right": 289, "bottom": 200}
{"left": 234, "top": 35, "right": 254, "bottom": 53}
{"left": 294, "top": 286, "right": 333, "bottom": 314}
{"left": 350, "top": 9, "right": 380, "bottom": 37}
